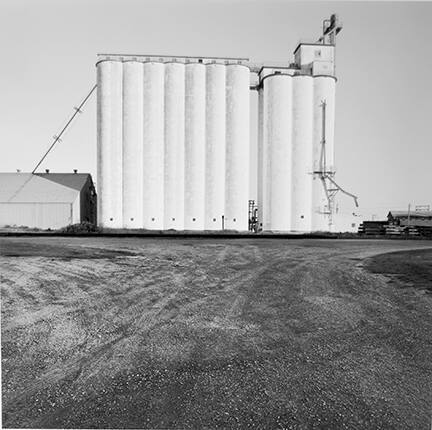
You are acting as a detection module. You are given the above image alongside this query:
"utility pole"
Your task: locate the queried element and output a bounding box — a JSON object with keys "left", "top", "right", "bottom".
{"left": 407, "top": 203, "right": 411, "bottom": 227}
{"left": 314, "top": 100, "right": 358, "bottom": 230}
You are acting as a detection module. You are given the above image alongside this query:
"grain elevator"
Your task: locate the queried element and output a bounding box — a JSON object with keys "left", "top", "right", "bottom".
{"left": 97, "top": 14, "right": 352, "bottom": 232}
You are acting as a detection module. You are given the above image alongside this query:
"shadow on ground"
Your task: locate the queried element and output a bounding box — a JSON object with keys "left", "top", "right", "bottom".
{"left": 364, "top": 248, "right": 432, "bottom": 294}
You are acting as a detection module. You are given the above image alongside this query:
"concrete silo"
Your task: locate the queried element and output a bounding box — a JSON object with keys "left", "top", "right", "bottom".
{"left": 97, "top": 60, "right": 123, "bottom": 228}
{"left": 122, "top": 61, "right": 143, "bottom": 229}
{"left": 259, "top": 71, "right": 293, "bottom": 231}
{"left": 184, "top": 63, "right": 206, "bottom": 230}
{"left": 256, "top": 88, "right": 264, "bottom": 230}
{"left": 311, "top": 76, "right": 336, "bottom": 231}
{"left": 95, "top": 15, "right": 354, "bottom": 233}
{"left": 205, "top": 63, "right": 226, "bottom": 230}
{"left": 253, "top": 14, "right": 353, "bottom": 232}
{"left": 225, "top": 64, "right": 250, "bottom": 231}
{"left": 142, "top": 62, "right": 165, "bottom": 230}
{"left": 291, "top": 75, "right": 313, "bottom": 232}
{"left": 164, "top": 62, "right": 185, "bottom": 230}
{"left": 97, "top": 56, "right": 251, "bottom": 232}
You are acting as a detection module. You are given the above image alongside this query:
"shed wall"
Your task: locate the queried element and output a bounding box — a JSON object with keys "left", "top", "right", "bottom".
{"left": 0, "top": 203, "right": 73, "bottom": 230}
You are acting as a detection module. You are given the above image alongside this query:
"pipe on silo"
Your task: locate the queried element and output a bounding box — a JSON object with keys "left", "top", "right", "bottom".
{"left": 184, "top": 63, "right": 206, "bottom": 230}
{"left": 225, "top": 65, "right": 250, "bottom": 231}
{"left": 143, "top": 62, "right": 165, "bottom": 230}
{"left": 291, "top": 75, "right": 313, "bottom": 232}
{"left": 97, "top": 60, "right": 123, "bottom": 228}
{"left": 311, "top": 76, "right": 336, "bottom": 231}
{"left": 164, "top": 62, "right": 185, "bottom": 230}
{"left": 262, "top": 74, "right": 293, "bottom": 231}
{"left": 205, "top": 64, "right": 226, "bottom": 230}
{"left": 122, "top": 61, "right": 143, "bottom": 228}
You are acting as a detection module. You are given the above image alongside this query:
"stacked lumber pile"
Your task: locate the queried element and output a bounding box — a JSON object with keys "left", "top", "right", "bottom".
{"left": 405, "top": 226, "right": 420, "bottom": 236}
{"left": 358, "top": 221, "right": 387, "bottom": 235}
{"left": 385, "top": 225, "right": 404, "bottom": 236}
{"left": 417, "top": 226, "right": 432, "bottom": 237}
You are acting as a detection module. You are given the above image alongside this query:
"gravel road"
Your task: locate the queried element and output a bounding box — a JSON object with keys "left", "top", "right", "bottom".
{"left": 1, "top": 237, "right": 432, "bottom": 429}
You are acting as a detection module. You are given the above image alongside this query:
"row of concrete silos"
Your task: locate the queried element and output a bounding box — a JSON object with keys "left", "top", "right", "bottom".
{"left": 258, "top": 73, "right": 335, "bottom": 232}
{"left": 97, "top": 60, "right": 250, "bottom": 230}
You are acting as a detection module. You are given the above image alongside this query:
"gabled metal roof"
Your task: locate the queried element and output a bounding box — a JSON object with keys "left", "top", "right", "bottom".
{"left": 0, "top": 173, "right": 90, "bottom": 203}
{"left": 35, "top": 173, "right": 92, "bottom": 191}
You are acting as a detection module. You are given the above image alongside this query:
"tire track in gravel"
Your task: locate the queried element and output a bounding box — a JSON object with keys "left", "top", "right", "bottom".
{"left": 3, "top": 255, "right": 191, "bottom": 412}
{"left": 2, "top": 238, "right": 432, "bottom": 429}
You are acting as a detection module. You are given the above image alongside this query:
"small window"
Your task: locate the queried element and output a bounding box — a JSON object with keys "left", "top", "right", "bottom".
{"left": 274, "top": 71, "right": 281, "bottom": 75}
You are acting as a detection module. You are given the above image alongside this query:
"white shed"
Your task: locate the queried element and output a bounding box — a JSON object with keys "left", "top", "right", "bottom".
{"left": 0, "top": 173, "right": 96, "bottom": 230}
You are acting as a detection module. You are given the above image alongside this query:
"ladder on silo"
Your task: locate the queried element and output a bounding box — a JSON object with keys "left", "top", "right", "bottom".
{"left": 248, "top": 200, "right": 259, "bottom": 233}
{"left": 313, "top": 100, "right": 359, "bottom": 229}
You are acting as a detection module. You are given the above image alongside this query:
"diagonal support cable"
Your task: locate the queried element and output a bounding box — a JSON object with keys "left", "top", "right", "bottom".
{"left": 32, "top": 84, "right": 97, "bottom": 174}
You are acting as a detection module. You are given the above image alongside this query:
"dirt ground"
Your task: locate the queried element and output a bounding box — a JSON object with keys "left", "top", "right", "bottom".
{"left": 1, "top": 237, "right": 432, "bottom": 429}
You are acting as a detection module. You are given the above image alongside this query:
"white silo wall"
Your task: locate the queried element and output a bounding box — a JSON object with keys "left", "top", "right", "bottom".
{"left": 184, "top": 63, "right": 206, "bottom": 230}
{"left": 164, "top": 63, "right": 185, "bottom": 230}
{"left": 261, "top": 83, "right": 270, "bottom": 231}
{"left": 262, "top": 74, "right": 293, "bottom": 231}
{"left": 291, "top": 75, "right": 313, "bottom": 232}
{"left": 122, "top": 61, "right": 144, "bottom": 228}
{"left": 205, "top": 64, "right": 226, "bottom": 230}
{"left": 142, "top": 62, "right": 165, "bottom": 230}
{"left": 225, "top": 65, "right": 250, "bottom": 231}
{"left": 311, "top": 76, "right": 336, "bottom": 231}
{"left": 97, "top": 60, "right": 123, "bottom": 228}
{"left": 257, "top": 88, "right": 264, "bottom": 229}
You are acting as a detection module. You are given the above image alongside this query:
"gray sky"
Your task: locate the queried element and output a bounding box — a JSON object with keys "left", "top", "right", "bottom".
{"left": 1, "top": 0, "right": 431, "bottom": 219}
